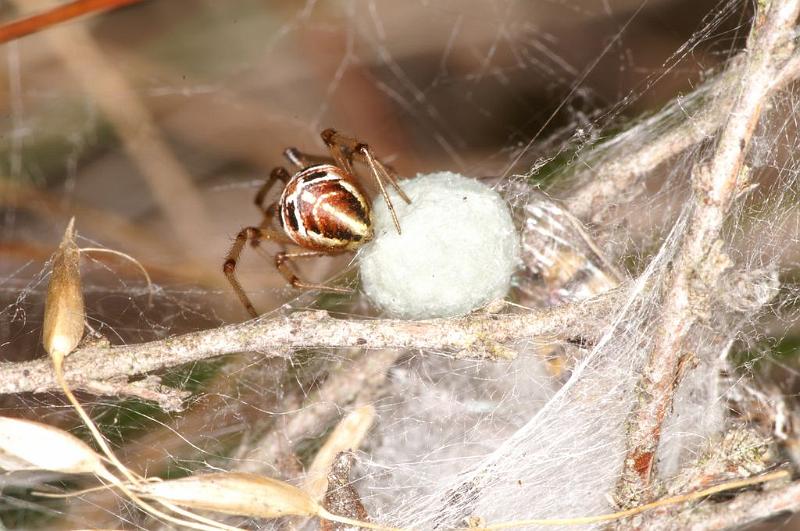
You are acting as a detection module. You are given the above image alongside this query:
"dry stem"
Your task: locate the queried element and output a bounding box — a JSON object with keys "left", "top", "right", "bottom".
{"left": 623, "top": 477, "right": 800, "bottom": 530}
{"left": 0, "top": 0, "right": 142, "bottom": 44}
{"left": 617, "top": 0, "right": 800, "bottom": 505}
{"left": 0, "top": 288, "right": 622, "bottom": 398}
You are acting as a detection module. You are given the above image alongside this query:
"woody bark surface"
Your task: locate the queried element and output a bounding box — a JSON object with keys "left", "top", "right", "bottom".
{"left": 0, "top": 287, "right": 622, "bottom": 397}
{"left": 616, "top": 0, "right": 800, "bottom": 505}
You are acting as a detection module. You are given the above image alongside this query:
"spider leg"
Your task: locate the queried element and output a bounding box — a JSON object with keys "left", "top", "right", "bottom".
{"left": 320, "top": 128, "right": 410, "bottom": 235}
{"left": 224, "top": 226, "right": 271, "bottom": 318}
{"left": 318, "top": 130, "right": 356, "bottom": 176}
{"left": 275, "top": 251, "right": 353, "bottom": 294}
{"left": 360, "top": 149, "right": 403, "bottom": 235}
{"left": 372, "top": 157, "right": 411, "bottom": 203}
{"left": 224, "top": 203, "right": 293, "bottom": 317}
{"left": 255, "top": 167, "right": 290, "bottom": 214}
{"left": 283, "top": 147, "right": 342, "bottom": 171}
{"left": 319, "top": 129, "right": 409, "bottom": 200}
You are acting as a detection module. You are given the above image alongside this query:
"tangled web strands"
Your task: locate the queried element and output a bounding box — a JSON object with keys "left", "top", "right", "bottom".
{"left": 358, "top": 21, "right": 800, "bottom": 531}
{"left": 4, "top": 1, "right": 800, "bottom": 530}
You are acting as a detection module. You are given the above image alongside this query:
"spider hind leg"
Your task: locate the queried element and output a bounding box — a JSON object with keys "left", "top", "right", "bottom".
{"left": 275, "top": 251, "right": 352, "bottom": 294}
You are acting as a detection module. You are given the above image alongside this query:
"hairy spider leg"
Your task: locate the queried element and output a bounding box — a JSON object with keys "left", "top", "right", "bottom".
{"left": 225, "top": 198, "right": 352, "bottom": 317}
{"left": 224, "top": 220, "right": 290, "bottom": 317}
{"left": 321, "top": 128, "right": 411, "bottom": 234}
{"left": 284, "top": 144, "right": 401, "bottom": 188}
{"left": 274, "top": 250, "right": 352, "bottom": 294}
{"left": 286, "top": 135, "right": 410, "bottom": 205}
{"left": 254, "top": 166, "right": 291, "bottom": 214}
{"left": 320, "top": 129, "right": 411, "bottom": 202}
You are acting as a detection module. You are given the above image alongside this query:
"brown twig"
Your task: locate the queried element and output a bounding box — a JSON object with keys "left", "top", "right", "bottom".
{"left": 0, "top": 288, "right": 623, "bottom": 398}
{"left": 0, "top": 0, "right": 141, "bottom": 44}
{"left": 616, "top": 0, "right": 800, "bottom": 506}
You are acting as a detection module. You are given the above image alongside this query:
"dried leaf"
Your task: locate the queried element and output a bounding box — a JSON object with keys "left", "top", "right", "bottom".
{"left": 0, "top": 416, "right": 113, "bottom": 481}
{"left": 42, "top": 217, "right": 85, "bottom": 361}
{"left": 137, "top": 472, "right": 321, "bottom": 519}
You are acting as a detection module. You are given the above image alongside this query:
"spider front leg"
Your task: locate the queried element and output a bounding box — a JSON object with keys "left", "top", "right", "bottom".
{"left": 282, "top": 147, "right": 336, "bottom": 170}
{"left": 321, "top": 128, "right": 411, "bottom": 234}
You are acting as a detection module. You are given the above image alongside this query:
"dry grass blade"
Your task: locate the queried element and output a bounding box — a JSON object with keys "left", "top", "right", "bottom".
{"left": 0, "top": 416, "right": 114, "bottom": 482}
{"left": 137, "top": 472, "right": 322, "bottom": 519}
{"left": 41, "top": 219, "right": 226, "bottom": 531}
{"left": 137, "top": 472, "right": 403, "bottom": 530}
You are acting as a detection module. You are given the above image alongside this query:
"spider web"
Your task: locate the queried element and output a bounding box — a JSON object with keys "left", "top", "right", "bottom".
{"left": 2, "top": 1, "right": 800, "bottom": 529}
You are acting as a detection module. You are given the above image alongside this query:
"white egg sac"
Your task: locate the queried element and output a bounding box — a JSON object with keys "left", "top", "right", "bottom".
{"left": 359, "top": 171, "right": 520, "bottom": 319}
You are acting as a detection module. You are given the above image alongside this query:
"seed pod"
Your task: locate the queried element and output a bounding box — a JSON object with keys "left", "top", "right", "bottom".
{"left": 138, "top": 472, "right": 321, "bottom": 519}
{"left": 0, "top": 416, "right": 114, "bottom": 482}
{"left": 42, "top": 217, "right": 85, "bottom": 361}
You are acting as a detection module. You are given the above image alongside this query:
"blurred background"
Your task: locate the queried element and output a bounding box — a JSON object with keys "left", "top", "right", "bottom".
{"left": 0, "top": 0, "right": 768, "bottom": 528}
{"left": 0, "top": 0, "right": 749, "bottom": 332}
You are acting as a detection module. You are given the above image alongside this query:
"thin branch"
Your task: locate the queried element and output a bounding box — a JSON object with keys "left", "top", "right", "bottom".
{"left": 0, "top": 0, "right": 142, "bottom": 44}
{"left": 81, "top": 376, "right": 191, "bottom": 412}
{"left": 567, "top": 40, "right": 800, "bottom": 225}
{"left": 0, "top": 288, "right": 624, "bottom": 397}
{"left": 617, "top": 0, "right": 800, "bottom": 505}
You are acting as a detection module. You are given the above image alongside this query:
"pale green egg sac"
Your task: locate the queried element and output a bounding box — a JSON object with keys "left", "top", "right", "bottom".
{"left": 358, "top": 172, "right": 520, "bottom": 319}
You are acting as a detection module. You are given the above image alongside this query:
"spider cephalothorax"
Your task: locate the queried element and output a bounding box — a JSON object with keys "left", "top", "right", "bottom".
{"left": 223, "top": 129, "right": 410, "bottom": 317}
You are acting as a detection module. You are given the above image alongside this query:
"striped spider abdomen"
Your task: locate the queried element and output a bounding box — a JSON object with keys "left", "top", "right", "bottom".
{"left": 279, "top": 164, "right": 373, "bottom": 252}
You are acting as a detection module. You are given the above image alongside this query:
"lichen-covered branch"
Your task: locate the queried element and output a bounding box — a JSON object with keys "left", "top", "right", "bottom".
{"left": 617, "top": 0, "right": 800, "bottom": 505}
{"left": 0, "top": 288, "right": 623, "bottom": 398}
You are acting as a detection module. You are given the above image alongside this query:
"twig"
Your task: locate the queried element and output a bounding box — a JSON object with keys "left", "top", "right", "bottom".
{"left": 617, "top": 0, "right": 800, "bottom": 505}
{"left": 566, "top": 42, "right": 800, "bottom": 225}
{"left": 81, "top": 377, "right": 191, "bottom": 412}
{"left": 0, "top": 287, "right": 624, "bottom": 397}
{"left": 0, "top": 0, "right": 141, "bottom": 44}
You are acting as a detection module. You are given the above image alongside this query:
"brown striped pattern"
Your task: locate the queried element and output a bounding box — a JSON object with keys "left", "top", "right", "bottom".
{"left": 279, "top": 165, "right": 372, "bottom": 251}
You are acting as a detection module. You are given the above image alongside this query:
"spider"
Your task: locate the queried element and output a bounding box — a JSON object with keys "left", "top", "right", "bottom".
{"left": 223, "top": 128, "right": 411, "bottom": 317}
